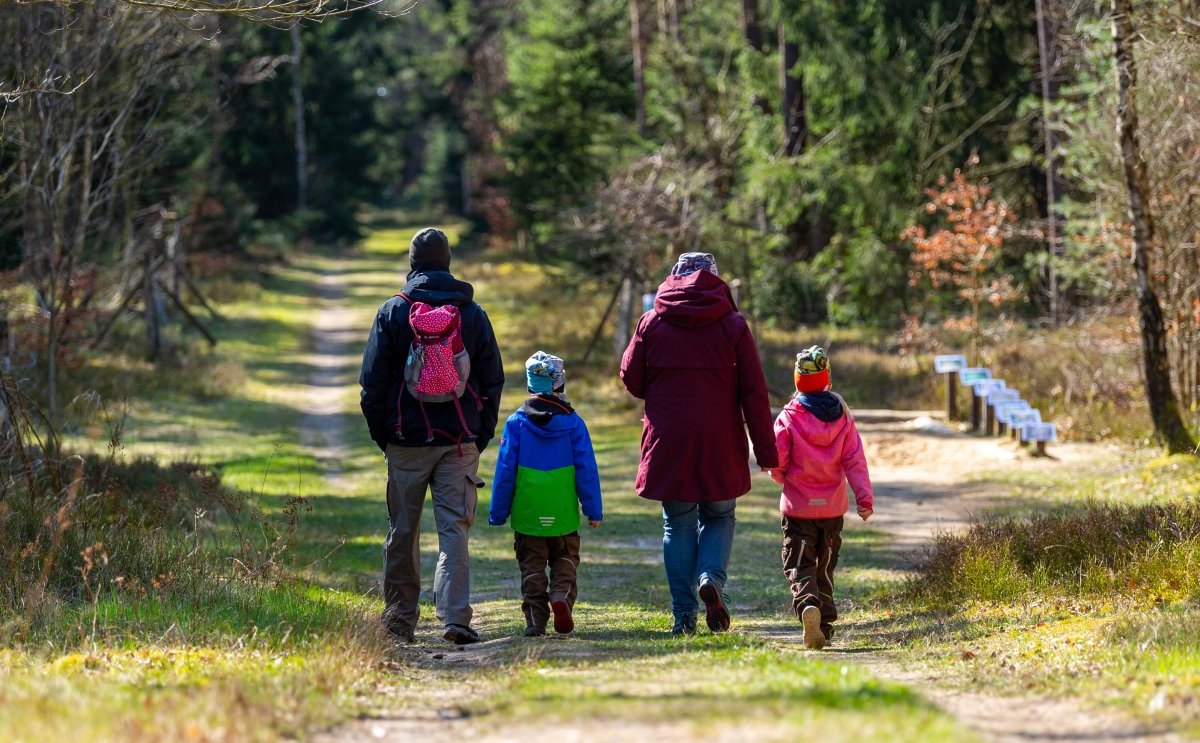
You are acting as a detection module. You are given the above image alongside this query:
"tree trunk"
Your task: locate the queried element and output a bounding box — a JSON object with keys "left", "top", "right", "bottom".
{"left": 613, "top": 275, "right": 641, "bottom": 362}
{"left": 630, "top": 0, "right": 648, "bottom": 137}
{"left": 741, "top": 0, "right": 764, "bottom": 51}
{"left": 290, "top": 22, "right": 309, "bottom": 211}
{"left": 780, "top": 23, "right": 826, "bottom": 259}
{"left": 780, "top": 27, "right": 805, "bottom": 156}
{"left": 741, "top": 0, "right": 770, "bottom": 114}
{"left": 1035, "top": 0, "right": 1062, "bottom": 325}
{"left": 1111, "top": 0, "right": 1197, "bottom": 454}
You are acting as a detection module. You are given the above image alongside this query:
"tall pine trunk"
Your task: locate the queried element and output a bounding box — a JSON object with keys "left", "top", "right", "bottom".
{"left": 1111, "top": 0, "right": 1197, "bottom": 454}
{"left": 630, "top": 0, "right": 647, "bottom": 137}
{"left": 1035, "top": 0, "right": 1062, "bottom": 325}
{"left": 290, "top": 22, "right": 309, "bottom": 211}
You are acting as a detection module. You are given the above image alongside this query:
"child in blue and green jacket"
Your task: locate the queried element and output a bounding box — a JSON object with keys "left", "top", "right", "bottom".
{"left": 489, "top": 351, "right": 603, "bottom": 636}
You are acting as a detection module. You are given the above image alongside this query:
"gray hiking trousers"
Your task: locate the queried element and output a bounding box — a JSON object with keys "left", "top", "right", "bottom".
{"left": 383, "top": 443, "right": 482, "bottom": 631}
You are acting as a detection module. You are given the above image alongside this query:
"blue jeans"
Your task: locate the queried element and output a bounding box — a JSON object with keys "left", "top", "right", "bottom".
{"left": 661, "top": 499, "right": 737, "bottom": 619}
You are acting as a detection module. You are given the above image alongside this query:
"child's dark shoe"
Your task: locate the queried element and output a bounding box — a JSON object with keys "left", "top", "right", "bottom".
{"left": 801, "top": 606, "right": 825, "bottom": 650}
{"left": 524, "top": 625, "right": 546, "bottom": 637}
{"left": 698, "top": 580, "right": 731, "bottom": 632}
{"left": 550, "top": 599, "right": 574, "bottom": 634}
{"left": 670, "top": 612, "right": 697, "bottom": 637}
{"left": 822, "top": 625, "right": 836, "bottom": 646}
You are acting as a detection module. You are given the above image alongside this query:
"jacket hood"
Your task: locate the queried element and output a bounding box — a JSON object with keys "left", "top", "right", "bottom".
{"left": 402, "top": 270, "right": 474, "bottom": 307}
{"left": 783, "top": 394, "right": 848, "bottom": 446}
{"left": 653, "top": 269, "right": 736, "bottom": 328}
{"left": 518, "top": 396, "right": 576, "bottom": 438}
{"left": 796, "top": 391, "right": 844, "bottom": 423}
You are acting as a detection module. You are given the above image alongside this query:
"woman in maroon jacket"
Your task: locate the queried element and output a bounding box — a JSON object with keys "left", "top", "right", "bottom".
{"left": 620, "top": 253, "right": 778, "bottom": 636}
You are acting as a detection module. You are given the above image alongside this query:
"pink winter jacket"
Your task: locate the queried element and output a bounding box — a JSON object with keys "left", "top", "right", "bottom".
{"left": 771, "top": 394, "right": 874, "bottom": 519}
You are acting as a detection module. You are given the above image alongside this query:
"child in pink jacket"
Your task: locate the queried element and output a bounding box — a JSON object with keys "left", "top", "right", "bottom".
{"left": 771, "top": 346, "right": 874, "bottom": 650}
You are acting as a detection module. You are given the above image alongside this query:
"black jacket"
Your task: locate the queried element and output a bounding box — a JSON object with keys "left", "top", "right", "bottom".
{"left": 359, "top": 270, "right": 505, "bottom": 451}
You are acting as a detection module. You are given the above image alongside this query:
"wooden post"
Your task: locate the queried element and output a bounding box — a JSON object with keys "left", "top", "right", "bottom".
{"left": 970, "top": 392, "right": 982, "bottom": 431}
{"left": 985, "top": 402, "right": 996, "bottom": 436}
{"left": 945, "top": 372, "right": 958, "bottom": 421}
{"left": 1035, "top": 440, "right": 1047, "bottom": 457}
{"left": 998, "top": 420, "right": 1007, "bottom": 436}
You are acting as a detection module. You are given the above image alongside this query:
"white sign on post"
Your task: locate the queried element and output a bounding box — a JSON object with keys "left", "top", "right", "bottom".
{"left": 934, "top": 354, "right": 968, "bottom": 374}
{"left": 1008, "top": 410, "right": 1042, "bottom": 429}
{"left": 958, "top": 368, "right": 991, "bottom": 384}
{"left": 1021, "top": 422, "right": 1057, "bottom": 442}
{"left": 988, "top": 389, "right": 1020, "bottom": 407}
{"left": 972, "top": 379, "right": 1007, "bottom": 398}
{"left": 994, "top": 400, "right": 1031, "bottom": 424}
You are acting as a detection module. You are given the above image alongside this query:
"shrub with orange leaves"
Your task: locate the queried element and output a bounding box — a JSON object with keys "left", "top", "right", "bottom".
{"left": 903, "top": 158, "right": 1019, "bottom": 353}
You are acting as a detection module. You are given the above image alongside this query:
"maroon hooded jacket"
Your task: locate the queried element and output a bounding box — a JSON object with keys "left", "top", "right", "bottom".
{"left": 620, "top": 270, "right": 779, "bottom": 503}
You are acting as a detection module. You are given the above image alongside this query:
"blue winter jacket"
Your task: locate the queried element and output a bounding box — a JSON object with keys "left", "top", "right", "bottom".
{"left": 489, "top": 396, "right": 603, "bottom": 537}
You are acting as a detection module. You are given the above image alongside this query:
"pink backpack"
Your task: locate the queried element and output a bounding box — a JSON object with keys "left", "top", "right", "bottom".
{"left": 395, "top": 297, "right": 481, "bottom": 443}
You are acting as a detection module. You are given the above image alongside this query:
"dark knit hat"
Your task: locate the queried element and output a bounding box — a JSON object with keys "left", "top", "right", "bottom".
{"left": 794, "top": 345, "right": 831, "bottom": 394}
{"left": 409, "top": 227, "right": 451, "bottom": 272}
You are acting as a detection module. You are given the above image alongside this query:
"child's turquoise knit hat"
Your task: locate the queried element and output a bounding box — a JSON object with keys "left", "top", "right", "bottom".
{"left": 526, "top": 351, "right": 566, "bottom": 394}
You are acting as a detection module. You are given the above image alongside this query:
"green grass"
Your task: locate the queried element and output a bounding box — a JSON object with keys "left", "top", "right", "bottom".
{"left": 0, "top": 220, "right": 985, "bottom": 741}
{"left": 879, "top": 453, "right": 1200, "bottom": 731}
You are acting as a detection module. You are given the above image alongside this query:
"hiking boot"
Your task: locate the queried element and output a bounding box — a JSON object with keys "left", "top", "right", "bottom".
{"left": 698, "top": 580, "right": 731, "bottom": 633}
{"left": 524, "top": 625, "right": 547, "bottom": 638}
{"left": 443, "top": 623, "right": 481, "bottom": 645}
{"left": 550, "top": 599, "right": 574, "bottom": 634}
{"left": 380, "top": 606, "right": 415, "bottom": 643}
{"left": 670, "top": 612, "right": 697, "bottom": 637}
{"left": 801, "top": 606, "right": 826, "bottom": 650}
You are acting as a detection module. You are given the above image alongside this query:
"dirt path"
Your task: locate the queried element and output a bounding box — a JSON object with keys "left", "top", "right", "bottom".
{"left": 297, "top": 269, "right": 358, "bottom": 488}
{"left": 853, "top": 411, "right": 1106, "bottom": 561}
{"left": 300, "top": 268, "right": 1183, "bottom": 742}
{"left": 840, "top": 413, "right": 1187, "bottom": 743}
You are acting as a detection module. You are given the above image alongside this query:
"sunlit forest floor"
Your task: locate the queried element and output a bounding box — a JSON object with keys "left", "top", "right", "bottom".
{"left": 3, "top": 221, "right": 1197, "bottom": 742}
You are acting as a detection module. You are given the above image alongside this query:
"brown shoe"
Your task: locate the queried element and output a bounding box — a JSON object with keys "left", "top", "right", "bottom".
{"left": 801, "top": 606, "right": 826, "bottom": 650}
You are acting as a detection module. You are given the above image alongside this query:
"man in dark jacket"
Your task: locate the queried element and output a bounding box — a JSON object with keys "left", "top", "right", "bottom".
{"left": 360, "top": 227, "right": 504, "bottom": 645}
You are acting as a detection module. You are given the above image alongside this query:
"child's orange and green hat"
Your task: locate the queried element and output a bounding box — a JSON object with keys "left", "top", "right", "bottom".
{"left": 794, "top": 345, "right": 831, "bottom": 394}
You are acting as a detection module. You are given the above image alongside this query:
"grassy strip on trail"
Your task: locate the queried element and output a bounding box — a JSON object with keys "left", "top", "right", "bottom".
{"left": 883, "top": 454, "right": 1200, "bottom": 735}
{"left": 1, "top": 221, "right": 978, "bottom": 741}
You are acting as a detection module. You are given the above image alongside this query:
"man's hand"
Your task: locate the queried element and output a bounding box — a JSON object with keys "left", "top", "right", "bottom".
{"left": 857, "top": 506, "right": 873, "bottom": 522}
{"left": 588, "top": 520, "right": 601, "bottom": 528}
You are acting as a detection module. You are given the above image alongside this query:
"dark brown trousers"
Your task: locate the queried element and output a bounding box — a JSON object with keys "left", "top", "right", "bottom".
{"left": 781, "top": 515, "right": 843, "bottom": 637}
{"left": 514, "top": 531, "right": 580, "bottom": 629}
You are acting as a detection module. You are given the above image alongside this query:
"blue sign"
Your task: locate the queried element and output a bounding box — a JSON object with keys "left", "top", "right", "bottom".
{"left": 972, "top": 379, "right": 1007, "bottom": 398}
{"left": 994, "top": 400, "right": 1031, "bottom": 424}
{"left": 935, "top": 354, "right": 968, "bottom": 374}
{"left": 988, "top": 389, "right": 1020, "bottom": 407}
{"left": 958, "top": 367, "right": 991, "bottom": 384}
{"left": 1008, "top": 410, "right": 1042, "bottom": 429}
{"left": 1021, "top": 422, "right": 1057, "bottom": 442}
